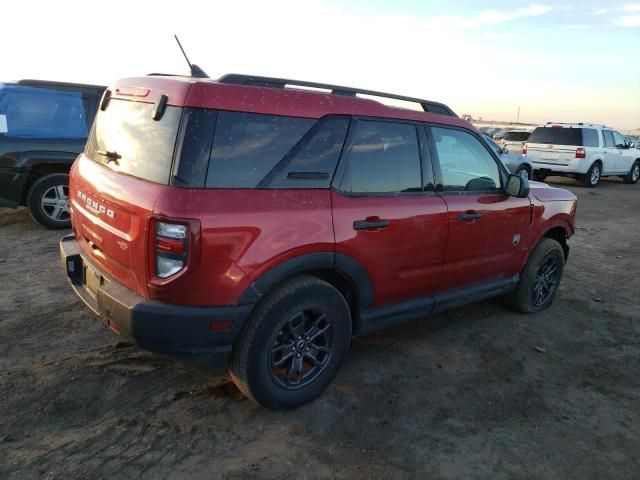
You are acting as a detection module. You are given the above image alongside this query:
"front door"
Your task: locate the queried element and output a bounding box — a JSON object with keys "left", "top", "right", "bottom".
{"left": 426, "top": 125, "right": 532, "bottom": 292}
{"left": 331, "top": 119, "right": 448, "bottom": 308}
{"left": 612, "top": 130, "right": 634, "bottom": 173}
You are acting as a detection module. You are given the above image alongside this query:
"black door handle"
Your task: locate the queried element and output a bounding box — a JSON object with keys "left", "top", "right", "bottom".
{"left": 458, "top": 212, "right": 483, "bottom": 221}
{"left": 353, "top": 219, "right": 390, "bottom": 230}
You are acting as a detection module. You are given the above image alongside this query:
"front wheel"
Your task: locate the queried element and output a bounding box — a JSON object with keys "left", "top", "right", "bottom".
{"left": 229, "top": 276, "right": 352, "bottom": 410}
{"left": 623, "top": 161, "right": 640, "bottom": 184}
{"left": 505, "top": 238, "right": 565, "bottom": 313}
{"left": 26, "top": 173, "right": 71, "bottom": 229}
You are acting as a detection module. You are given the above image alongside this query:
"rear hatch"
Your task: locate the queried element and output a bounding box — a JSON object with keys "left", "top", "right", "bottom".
{"left": 526, "top": 126, "right": 586, "bottom": 165}
{"left": 69, "top": 85, "right": 187, "bottom": 298}
{"left": 500, "top": 131, "right": 530, "bottom": 154}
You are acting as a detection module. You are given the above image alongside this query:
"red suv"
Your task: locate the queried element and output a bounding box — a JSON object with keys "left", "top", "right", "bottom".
{"left": 60, "top": 73, "right": 577, "bottom": 409}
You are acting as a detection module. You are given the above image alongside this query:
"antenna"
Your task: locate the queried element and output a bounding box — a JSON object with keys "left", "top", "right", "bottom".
{"left": 174, "top": 34, "right": 209, "bottom": 78}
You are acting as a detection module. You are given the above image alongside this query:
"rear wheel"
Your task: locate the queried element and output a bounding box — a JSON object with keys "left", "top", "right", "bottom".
{"left": 505, "top": 238, "right": 565, "bottom": 313}
{"left": 229, "top": 276, "right": 351, "bottom": 410}
{"left": 623, "top": 161, "right": 640, "bottom": 184}
{"left": 27, "top": 173, "right": 71, "bottom": 229}
{"left": 582, "top": 162, "right": 601, "bottom": 188}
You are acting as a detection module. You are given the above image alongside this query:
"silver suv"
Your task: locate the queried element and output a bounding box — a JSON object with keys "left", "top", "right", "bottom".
{"left": 526, "top": 123, "right": 640, "bottom": 187}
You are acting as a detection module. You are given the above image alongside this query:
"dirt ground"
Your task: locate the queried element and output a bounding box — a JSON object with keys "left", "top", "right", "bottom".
{"left": 1, "top": 177, "right": 638, "bottom": 479}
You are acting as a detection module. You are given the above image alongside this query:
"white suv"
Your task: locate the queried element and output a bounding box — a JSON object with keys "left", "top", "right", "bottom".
{"left": 526, "top": 123, "right": 640, "bottom": 187}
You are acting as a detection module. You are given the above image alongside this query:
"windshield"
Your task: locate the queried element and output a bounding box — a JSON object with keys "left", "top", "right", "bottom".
{"left": 528, "top": 127, "right": 583, "bottom": 146}
{"left": 0, "top": 84, "right": 89, "bottom": 139}
{"left": 85, "top": 99, "right": 182, "bottom": 185}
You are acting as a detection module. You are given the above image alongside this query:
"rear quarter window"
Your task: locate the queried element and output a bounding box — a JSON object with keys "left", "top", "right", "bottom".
{"left": 0, "top": 85, "right": 89, "bottom": 139}
{"left": 582, "top": 128, "right": 600, "bottom": 147}
{"left": 205, "top": 112, "right": 316, "bottom": 188}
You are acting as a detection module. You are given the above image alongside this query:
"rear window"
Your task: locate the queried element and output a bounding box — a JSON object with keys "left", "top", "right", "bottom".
{"left": 503, "top": 131, "right": 530, "bottom": 141}
{"left": 528, "top": 127, "right": 584, "bottom": 146}
{"left": 85, "top": 99, "right": 182, "bottom": 185}
{"left": 0, "top": 84, "right": 89, "bottom": 139}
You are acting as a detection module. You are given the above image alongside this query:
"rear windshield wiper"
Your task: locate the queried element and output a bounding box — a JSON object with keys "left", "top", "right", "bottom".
{"left": 96, "top": 149, "right": 121, "bottom": 164}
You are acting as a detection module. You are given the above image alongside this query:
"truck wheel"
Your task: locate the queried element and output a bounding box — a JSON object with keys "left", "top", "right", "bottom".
{"left": 229, "top": 276, "right": 351, "bottom": 410}
{"left": 623, "top": 161, "right": 640, "bottom": 184}
{"left": 504, "top": 238, "right": 565, "bottom": 314}
{"left": 582, "top": 162, "right": 601, "bottom": 188}
{"left": 27, "top": 173, "right": 71, "bottom": 229}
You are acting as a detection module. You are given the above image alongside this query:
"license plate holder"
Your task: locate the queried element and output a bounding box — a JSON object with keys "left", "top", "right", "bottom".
{"left": 84, "top": 264, "right": 103, "bottom": 298}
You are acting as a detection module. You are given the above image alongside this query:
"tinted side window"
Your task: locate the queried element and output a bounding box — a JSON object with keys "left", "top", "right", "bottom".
{"left": 612, "top": 131, "right": 626, "bottom": 147}
{"left": 432, "top": 127, "right": 501, "bottom": 192}
{"left": 603, "top": 130, "right": 615, "bottom": 148}
{"left": 339, "top": 120, "right": 421, "bottom": 194}
{"left": 172, "top": 108, "right": 218, "bottom": 188}
{"left": 262, "top": 116, "right": 349, "bottom": 188}
{"left": 206, "top": 112, "right": 314, "bottom": 188}
{"left": 582, "top": 128, "right": 600, "bottom": 147}
{"left": 0, "top": 86, "right": 89, "bottom": 139}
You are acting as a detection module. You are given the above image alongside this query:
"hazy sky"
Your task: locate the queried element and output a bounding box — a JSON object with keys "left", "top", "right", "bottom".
{"left": 3, "top": 0, "right": 640, "bottom": 131}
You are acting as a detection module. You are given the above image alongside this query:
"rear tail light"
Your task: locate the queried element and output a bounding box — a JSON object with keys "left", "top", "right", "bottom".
{"left": 522, "top": 143, "right": 527, "bottom": 155}
{"left": 155, "top": 221, "right": 188, "bottom": 279}
{"left": 576, "top": 147, "right": 586, "bottom": 159}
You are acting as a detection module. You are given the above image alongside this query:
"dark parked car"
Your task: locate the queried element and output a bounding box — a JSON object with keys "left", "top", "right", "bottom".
{"left": 0, "top": 80, "right": 105, "bottom": 228}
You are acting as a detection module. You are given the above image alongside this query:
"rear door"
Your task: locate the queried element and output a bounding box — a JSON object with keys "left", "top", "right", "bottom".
{"left": 331, "top": 118, "right": 448, "bottom": 308}
{"left": 71, "top": 96, "right": 184, "bottom": 297}
{"left": 427, "top": 125, "right": 531, "bottom": 292}
{"left": 602, "top": 130, "right": 620, "bottom": 173}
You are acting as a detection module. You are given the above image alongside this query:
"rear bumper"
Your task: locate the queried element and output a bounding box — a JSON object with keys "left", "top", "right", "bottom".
{"left": 530, "top": 158, "right": 589, "bottom": 175}
{"left": 0, "top": 167, "right": 29, "bottom": 208}
{"left": 59, "top": 234, "right": 253, "bottom": 365}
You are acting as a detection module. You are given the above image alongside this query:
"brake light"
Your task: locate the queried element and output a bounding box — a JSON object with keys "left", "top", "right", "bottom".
{"left": 576, "top": 147, "right": 586, "bottom": 159}
{"left": 522, "top": 143, "right": 527, "bottom": 155}
{"left": 154, "top": 221, "right": 188, "bottom": 279}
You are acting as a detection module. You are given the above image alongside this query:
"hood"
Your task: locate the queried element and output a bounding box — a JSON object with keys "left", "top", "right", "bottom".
{"left": 528, "top": 181, "right": 577, "bottom": 202}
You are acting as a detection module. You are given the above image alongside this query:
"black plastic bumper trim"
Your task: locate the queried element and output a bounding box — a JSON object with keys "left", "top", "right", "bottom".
{"left": 60, "top": 234, "right": 253, "bottom": 364}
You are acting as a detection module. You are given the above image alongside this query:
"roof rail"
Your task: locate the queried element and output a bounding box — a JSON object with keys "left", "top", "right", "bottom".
{"left": 17, "top": 79, "right": 106, "bottom": 90}
{"left": 545, "top": 121, "right": 608, "bottom": 128}
{"left": 217, "top": 73, "right": 458, "bottom": 117}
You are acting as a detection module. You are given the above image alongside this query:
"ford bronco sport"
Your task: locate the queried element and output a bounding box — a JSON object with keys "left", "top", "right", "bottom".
{"left": 0, "top": 80, "right": 105, "bottom": 228}
{"left": 60, "top": 74, "right": 577, "bottom": 409}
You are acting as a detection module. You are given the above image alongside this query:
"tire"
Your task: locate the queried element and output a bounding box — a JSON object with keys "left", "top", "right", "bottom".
{"left": 623, "top": 161, "right": 640, "bottom": 184}
{"left": 516, "top": 165, "right": 530, "bottom": 180}
{"left": 534, "top": 171, "right": 547, "bottom": 182}
{"left": 504, "top": 238, "right": 565, "bottom": 314}
{"left": 229, "top": 276, "right": 352, "bottom": 410}
{"left": 26, "top": 173, "right": 71, "bottom": 229}
{"left": 581, "top": 162, "right": 602, "bottom": 188}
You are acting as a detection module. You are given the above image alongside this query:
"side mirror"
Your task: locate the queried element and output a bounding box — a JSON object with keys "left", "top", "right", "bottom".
{"left": 506, "top": 174, "right": 530, "bottom": 198}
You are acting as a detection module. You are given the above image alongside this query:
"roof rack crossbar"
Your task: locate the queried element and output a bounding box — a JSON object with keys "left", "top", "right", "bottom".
{"left": 217, "top": 74, "right": 457, "bottom": 117}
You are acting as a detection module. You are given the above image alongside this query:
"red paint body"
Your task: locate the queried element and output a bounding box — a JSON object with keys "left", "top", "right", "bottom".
{"left": 69, "top": 76, "right": 577, "bottom": 312}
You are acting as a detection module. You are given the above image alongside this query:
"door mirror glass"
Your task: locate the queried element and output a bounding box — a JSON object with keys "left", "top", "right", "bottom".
{"left": 506, "top": 174, "right": 530, "bottom": 198}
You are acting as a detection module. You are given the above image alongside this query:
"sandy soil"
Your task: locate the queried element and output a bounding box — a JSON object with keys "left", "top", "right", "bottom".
{"left": 1, "top": 177, "right": 638, "bottom": 479}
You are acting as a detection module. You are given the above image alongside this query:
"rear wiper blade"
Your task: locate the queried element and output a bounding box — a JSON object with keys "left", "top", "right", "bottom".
{"left": 96, "top": 149, "right": 121, "bottom": 164}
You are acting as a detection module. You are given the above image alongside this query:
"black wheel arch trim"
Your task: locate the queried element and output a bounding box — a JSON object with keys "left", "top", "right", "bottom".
{"left": 236, "top": 252, "right": 374, "bottom": 313}
{"left": 17, "top": 151, "right": 78, "bottom": 169}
